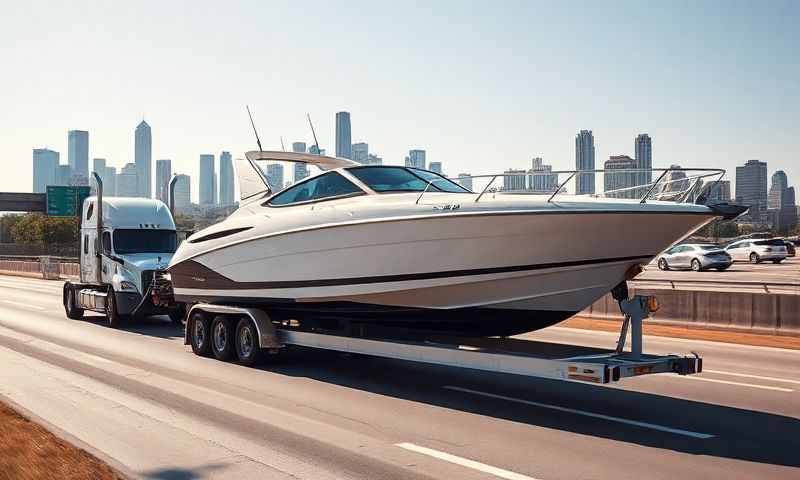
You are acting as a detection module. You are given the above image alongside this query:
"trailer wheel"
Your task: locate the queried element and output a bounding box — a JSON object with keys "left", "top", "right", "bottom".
{"left": 63, "top": 284, "right": 84, "bottom": 320}
{"left": 105, "top": 288, "right": 127, "bottom": 328}
{"left": 211, "top": 316, "right": 235, "bottom": 361}
{"left": 235, "top": 317, "right": 265, "bottom": 366}
{"left": 190, "top": 311, "right": 212, "bottom": 357}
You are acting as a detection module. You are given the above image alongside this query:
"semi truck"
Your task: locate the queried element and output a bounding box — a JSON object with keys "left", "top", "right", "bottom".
{"left": 62, "top": 173, "right": 185, "bottom": 326}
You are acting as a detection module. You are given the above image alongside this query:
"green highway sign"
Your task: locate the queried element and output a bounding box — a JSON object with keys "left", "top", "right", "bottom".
{"left": 46, "top": 186, "right": 91, "bottom": 217}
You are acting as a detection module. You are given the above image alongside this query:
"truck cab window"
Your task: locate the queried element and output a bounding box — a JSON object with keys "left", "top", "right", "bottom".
{"left": 102, "top": 232, "right": 112, "bottom": 254}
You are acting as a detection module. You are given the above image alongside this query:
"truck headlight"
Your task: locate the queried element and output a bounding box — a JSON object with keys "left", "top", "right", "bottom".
{"left": 119, "top": 280, "right": 137, "bottom": 291}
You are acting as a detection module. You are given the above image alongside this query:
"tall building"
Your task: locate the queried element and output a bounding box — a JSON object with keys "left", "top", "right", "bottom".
{"left": 768, "top": 170, "right": 789, "bottom": 210}
{"left": 352, "top": 142, "right": 368, "bottom": 164}
{"left": 634, "top": 134, "right": 652, "bottom": 193}
{"left": 134, "top": 120, "right": 152, "bottom": 198}
{"left": 173, "top": 174, "right": 191, "bottom": 211}
{"left": 265, "top": 164, "right": 284, "bottom": 192}
{"left": 117, "top": 163, "right": 138, "bottom": 197}
{"left": 405, "top": 149, "right": 426, "bottom": 169}
{"left": 366, "top": 153, "right": 382, "bottom": 165}
{"left": 735, "top": 160, "right": 768, "bottom": 222}
{"left": 219, "top": 151, "right": 235, "bottom": 206}
{"left": 68, "top": 130, "right": 89, "bottom": 179}
{"left": 32, "top": 148, "right": 59, "bottom": 193}
{"left": 57, "top": 165, "right": 72, "bottom": 186}
{"left": 155, "top": 159, "right": 172, "bottom": 204}
{"left": 429, "top": 162, "right": 443, "bottom": 174}
{"left": 661, "top": 164, "right": 689, "bottom": 194}
{"left": 704, "top": 179, "right": 731, "bottom": 202}
{"left": 575, "top": 130, "right": 595, "bottom": 195}
{"left": 103, "top": 166, "right": 117, "bottom": 196}
{"left": 292, "top": 142, "right": 307, "bottom": 153}
{"left": 335, "top": 112, "right": 352, "bottom": 159}
{"left": 294, "top": 163, "right": 309, "bottom": 183}
{"left": 308, "top": 145, "right": 325, "bottom": 156}
{"left": 503, "top": 169, "right": 526, "bottom": 191}
{"left": 90, "top": 158, "right": 113, "bottom": 195}
{"left": 604, "top": 155, "right": 638, "bottom": 199}
{"left": 773, "top": 186, "right": 797, "bottom": 234}
{"left": 199, "top": 154, "right": 216, "bottom": 205}
{"left": 457, "top": 173, "right": 473, "bottom": 191}
{"left": 528, "top": 157, "right": 558, "bottom": 193}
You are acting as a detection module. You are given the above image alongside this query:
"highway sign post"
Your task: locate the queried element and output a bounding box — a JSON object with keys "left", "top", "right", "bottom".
{"left": 46, "top": 186, "right": 91, "bottom": 217}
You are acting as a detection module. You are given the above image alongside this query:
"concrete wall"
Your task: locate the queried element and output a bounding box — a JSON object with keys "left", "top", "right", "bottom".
{"left": 583, "top": 287, "right": 800, "bottom": 336}
{"left": 0, "top": 259, "right": 78, "bottom": 279}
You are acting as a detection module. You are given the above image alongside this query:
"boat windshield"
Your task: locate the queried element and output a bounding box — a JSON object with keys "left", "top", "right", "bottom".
{"left": 113, "top": 229, "right": 177, "bottom": 254}
{"left": 347, "top": 166, "right": 470, "bottom": 193}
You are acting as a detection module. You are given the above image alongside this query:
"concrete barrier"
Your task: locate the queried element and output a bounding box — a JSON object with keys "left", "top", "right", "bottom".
{"left": 0, "top": 259, "right": 79, "bottom": 280}
{"left": 582, "top": 286, "right": 800, "bottom": 337}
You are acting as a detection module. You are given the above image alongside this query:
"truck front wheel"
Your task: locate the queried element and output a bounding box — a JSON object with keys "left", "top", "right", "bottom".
{"left": 105, "top": 288, "right": 127, "bottom": 328}
{"left": 64, "top": 285, "right": 84, "bottom": 320}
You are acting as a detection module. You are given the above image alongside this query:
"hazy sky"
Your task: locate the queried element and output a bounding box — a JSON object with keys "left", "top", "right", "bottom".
{"left": 1, "top": 0, "right": 798, "bottom": 201}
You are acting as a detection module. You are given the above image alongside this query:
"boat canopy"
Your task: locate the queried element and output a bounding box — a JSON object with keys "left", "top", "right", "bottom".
{"left": 245, "top": 150, "right": 359, "bottom": 170}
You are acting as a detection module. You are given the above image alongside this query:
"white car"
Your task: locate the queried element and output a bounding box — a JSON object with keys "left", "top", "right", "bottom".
{"left": 724, "top": 238, "right": 787, "bottom": 264}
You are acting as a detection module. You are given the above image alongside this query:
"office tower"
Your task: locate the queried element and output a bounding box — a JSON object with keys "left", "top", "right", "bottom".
{"left": 104, "top": 166, "right": 117, "bottom": 196}
{"left": 575, "top": 130, "right": 595, "bottom": 194}
{"left": 336, "top": 112, "right": 352, "bottom": 159}
{"left": 429, "top": 162, "right": 443, "bottom": 174}
{"left": 352, "top": 142, "right": 368, "bottom": 164}
{"left": 155, "top": 159, "right": 172, "bottom": 204}
{"left": 117, "top": 163, "right": 138, "bottom": 197}
{"left": 265, "top": 164, "right": 285, "bottom": 192}
{"left": 294, "top": 162, "right": 309, "bottom": 183}
{"left": 91, "top": 158, "right": 108, "bottom": 194}
{"left": 735, "top": 160, "right": 768, "bottom": 222}
{"left": 634, "top": 134, "right": 652, "bottom": 190}
{"left": 528, "top": 157, "right": 558, "bottom": 193}
{"left": 661, "top": 164, "right": 688, "bottom": 194}
{"left": 199, "top": 154, "right": 216, "bottom": 205}
{"left": 503, "top": 169, "right": 526, "bottom": 191}
{"left": 219, "top": 151, "right": 234, "bottom": 206}
{"left": 68, "top": 130, "right": 89, "bottom": 179}
{"left": 134, "top": 121, "right": 152, "bottom": 197}
{"left": 32, "top": 148, "right": 59, "bottom": 193}
{"left": 366, "top": 153, "right": 382, "bottom": 165}
{"left": 457, "top": 173, "right": 473, "bottom": 191}
{"left": 308, "top": 145, "right": 325, "bottom": 156}
{"left": 292, "top": 142, "right": 307, "bottom": 153}
{"left": 604, "top": 155, "right": 638, "bottom": 199}
{"left": 173, "top": 174, "right": 191, "bottom": 210}
{"left": 405, "top": 149, "right": 426, "bottom": 169}
{"left": 57, "top": 165, "right": 72, "bottom": 186}
{"left": 704, "top": 179, "right": 731, "bottom": 202}
{"left": 773, "top": 186, "right": 797, "bottom": 234}
{"left": 768, "top": 170, "right": 789, "bottom": 210}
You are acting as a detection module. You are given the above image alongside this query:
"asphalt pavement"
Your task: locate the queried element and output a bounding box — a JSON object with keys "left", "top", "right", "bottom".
{"left": 0, "top": 275, "right": 798, "bottom": 479}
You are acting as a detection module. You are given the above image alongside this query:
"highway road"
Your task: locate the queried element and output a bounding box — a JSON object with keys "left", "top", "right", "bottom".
{"left": 638, "top": 256, "right": 799, "bottom": 285}
{"left": 0, "top": 275, "right": 798, "bottom": 479}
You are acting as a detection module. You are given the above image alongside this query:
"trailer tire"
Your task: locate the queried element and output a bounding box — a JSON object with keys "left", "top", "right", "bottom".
{"left": 211, "top": 316, "right": 235, "bottom": 361}
{"left": 190, "top": 312, "right": 212, "bottom": 357}
{"left": 64, "top": 284, "right": 84, "bottom": 320}
{"left": 235, "top": 317, "right": 265, "bottom": 366}
{"left": 105, "top": 288, "right": 128, "bottom": 328}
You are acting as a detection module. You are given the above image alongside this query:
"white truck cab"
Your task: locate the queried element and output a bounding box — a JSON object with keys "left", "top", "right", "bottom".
{"left": 64, "top": 195, "right": 185, "bottom": 326}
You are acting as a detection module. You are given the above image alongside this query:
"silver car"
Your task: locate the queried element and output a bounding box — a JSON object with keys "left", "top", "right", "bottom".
{"left": 657, "top": 244, "right": 733, "bottom": 272}
{"left": 724, "top": 238, "right": 788, "bottom": 264}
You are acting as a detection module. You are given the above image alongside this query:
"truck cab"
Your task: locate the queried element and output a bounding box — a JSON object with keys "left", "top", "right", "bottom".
{"left": 64, "top": 196, "right": 185, "bottom": 326}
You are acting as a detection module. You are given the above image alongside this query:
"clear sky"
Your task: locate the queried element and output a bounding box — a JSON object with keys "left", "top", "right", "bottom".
{"left": 1, "top": 0, "right": 797, "bottom": 201}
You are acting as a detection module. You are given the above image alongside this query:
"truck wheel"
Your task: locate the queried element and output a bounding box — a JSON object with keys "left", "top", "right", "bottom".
{"left": 211, "top": 316, "right": 235, "bottom": 361}
{"left": 64, "top": 285, "right": 84, "bottom": 320}
{"left": 190, "top": 311, "right": 212, "bottom": 357}
{"left": 235, "top": 317, "right": 265, "bottom": 366}
{"left": 105, "top": 288, "right": 127, "bottom": 328}
{"left": 169, "top": 304, "right": 186, "bottom": 325}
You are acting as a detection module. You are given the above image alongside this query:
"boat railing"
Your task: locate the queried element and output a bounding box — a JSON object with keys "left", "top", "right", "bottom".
{"left": 441, "top": 167, "right": 726, "bottom": 205}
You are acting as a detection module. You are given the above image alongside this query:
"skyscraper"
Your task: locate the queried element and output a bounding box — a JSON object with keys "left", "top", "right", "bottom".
{"left": 352, "top": 142, "right": 368, "bottom": 164}
{"left": 32, "top": 148, "right": 59, "bottom": 193}
{"left": 68, "top": 130, "right": 89, "bottom": 179}
{"left": 155, "top": 159, "right": 172, "bottom": 204}
{"left": 405, "top": 149, "right": 426, "bottom": 169}
{"left": 91, "top": 158, "right": 112, "bottom": 194}
{"left": 103, "top": 166, "right": 117, "bottom": 196}
{"left": 604, "top": 155, "right": 638, "bottom": 199}
{"left": 57, "top": 165, "right": 72, "bottom": 186}
{"left": 704, "top": 179, "right": 731, "bottom": 202}
{"left": 219, "top": 151, "right": 234, "bottom": 206}
{"left": 265, "top": 164, "right": 284, "bottom": 192}
{"left": 503, "top": 169, "right": 526, "bottom": 191}
{"left": 634, "top": 133, "right": 652, "bottom": 190}
{"left": 735, "top": 159, "right": 768, "bottom": 222}
{"left": 366, "top": 153, "right": 382, "bottom": 165}
{"left": 335, "top": 112, "right": 352, "bottom": 159}
{"left": 457, "top": 173, "right": 473, "bottom": 191}
{"left": 173, "top": 174, "right": 191, "bottom": 211}
{"left": 308, "top": 145, "right": 325, "bottom": 156}
{"left": 768, "top": 170, "right": 789, "bottom": 210}
{"left": 199, "top": 154, "right": 216, "bottom": 205}
{"left": 135, "top": 120, "right": 152, "bottom": 198}
{"left": 292, "top": 142, "right": 307, "bottom": 153}
{"left": 117, "top": 163, "right": 138, "bottom": 197}
{"left": 294, "top": 163, "right": 309, "bottom": 183}
{"left": 575, "top": 130, "right": 595, "bottom": 195}
{"left": 429, "top": 162, "right": 443, "bottom": 174}
{"left": 528, "top": 157, "right": 558, "bottom": 193}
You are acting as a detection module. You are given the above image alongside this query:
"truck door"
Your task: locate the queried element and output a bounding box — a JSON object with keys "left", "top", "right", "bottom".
{"left": 81, "top": 230, "right": 99, "bottom": 284}
{"left": 101, "top": 231, "right": 114, "bottom": 284}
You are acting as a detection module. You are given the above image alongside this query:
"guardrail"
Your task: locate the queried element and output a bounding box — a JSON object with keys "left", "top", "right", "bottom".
{"left": 0, "top": 256, "right": 79, "bottom": 280}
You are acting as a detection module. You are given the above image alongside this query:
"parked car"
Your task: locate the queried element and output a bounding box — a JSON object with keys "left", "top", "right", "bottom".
{"left": 782, "top": 240, "right": 796, "bottom": 257}
{"left": 657, "top": 244, "right": 733, "bottom": 271}
{"left": 724, "top": 238, "right": 787, "bottom": 264}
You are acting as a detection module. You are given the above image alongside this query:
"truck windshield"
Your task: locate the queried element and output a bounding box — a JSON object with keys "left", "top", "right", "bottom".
{"left": 113, "top": 229, "right": 177, "bottom": 254}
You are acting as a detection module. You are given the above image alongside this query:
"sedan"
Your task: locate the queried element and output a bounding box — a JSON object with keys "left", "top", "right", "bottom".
{"left": 657, "top": 244, "right": 733, "bottom": 272}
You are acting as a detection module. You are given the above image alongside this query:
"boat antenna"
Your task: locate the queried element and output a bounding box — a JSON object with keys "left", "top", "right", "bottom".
{"left": 307, "top": 113, "right": 321, "bottom": 155}
{"left": 280, "top": 136, "right": 286, "bottom": 152}
{"left": 246, "top": 105, "right": 263, "bottom": 152}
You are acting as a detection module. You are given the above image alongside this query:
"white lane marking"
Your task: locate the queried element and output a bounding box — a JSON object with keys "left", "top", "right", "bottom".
{"left": 679, "top": 375, "right": 794, "bottom": 392}
{"left": 1, "top": 300, "right": 46, "bottom": 311}
{"left": 396, "top": 442, "right": 540, "bottom": 480}
{"left": 703, "top": 369, "right": 800, "bottom": 386}
{"left": 444, "top": 386, "right": 714, "bottom": 439}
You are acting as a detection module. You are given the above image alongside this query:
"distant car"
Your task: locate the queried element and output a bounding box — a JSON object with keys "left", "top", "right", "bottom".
{"left": 724, "top": 238, "right": 787, "bottom": 264}
{"left": 782, "top": 240, "right": 796, "bottom": 257}
{"left": 657, "top": 244, "right": 733, "bottom": 272}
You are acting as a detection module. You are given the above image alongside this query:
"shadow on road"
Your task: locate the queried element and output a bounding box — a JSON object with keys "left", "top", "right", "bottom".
{"left": 261, "top": 345, "right": 800, "bottom": 469}
{"left": 142, "top": 463, "right": 228, "bottom": 480}
{"left": 79, "top": 312, "right": 184, "bottom": 340}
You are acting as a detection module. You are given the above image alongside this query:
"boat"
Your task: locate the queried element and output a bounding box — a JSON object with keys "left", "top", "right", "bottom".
{"left": 167, "top": 151, "right": 744, "bottom": 337}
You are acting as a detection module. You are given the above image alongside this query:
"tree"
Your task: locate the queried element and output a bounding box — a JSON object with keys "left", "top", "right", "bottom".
{"left": 10, "top": 214, "right": 78, "bottom": 245}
